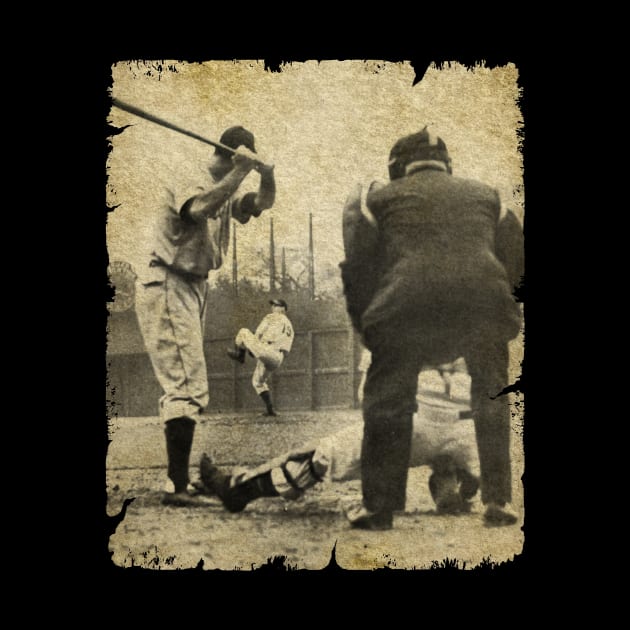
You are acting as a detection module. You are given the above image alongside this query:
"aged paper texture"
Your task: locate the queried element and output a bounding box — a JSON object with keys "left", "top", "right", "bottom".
{"left": 106, "top": 60, "right": 524, "bottom": 571}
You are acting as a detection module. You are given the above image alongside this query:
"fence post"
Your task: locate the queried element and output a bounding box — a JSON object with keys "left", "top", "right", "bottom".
{"left": 308, "top": 213, "right": 315, "bottom": 300}
{"left": 269, "top": 218, "right": 276, "bottom": 292}
{"left": 232, "top": 358, "right": 238, "bottom": 411}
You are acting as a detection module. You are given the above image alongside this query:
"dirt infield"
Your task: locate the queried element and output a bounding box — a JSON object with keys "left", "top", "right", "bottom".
{"left": 106, "top": 408, "right": 525, "bottom": 571}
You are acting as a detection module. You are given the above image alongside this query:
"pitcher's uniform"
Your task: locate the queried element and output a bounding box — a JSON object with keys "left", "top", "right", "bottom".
{"left": 234, "top": 310, "right": 294, "bottom": 395}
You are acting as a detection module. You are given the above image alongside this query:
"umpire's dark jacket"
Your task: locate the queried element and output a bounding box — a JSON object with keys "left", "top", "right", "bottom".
{"left": 352, "top": 169, "right": 522, "bottom": 347}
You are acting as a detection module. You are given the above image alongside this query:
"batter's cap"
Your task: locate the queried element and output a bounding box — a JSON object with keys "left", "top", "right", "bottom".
{"left": 269, "top": 298, "right": 288, "bottom": 310}
{"left": 388, "top": 127, "right": 449, "bottom": 178}
{"left": 216, "top": 126, "right": 256, "bottom": 157}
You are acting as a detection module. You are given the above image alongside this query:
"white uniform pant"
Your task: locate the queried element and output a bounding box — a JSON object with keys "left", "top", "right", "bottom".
{"left": 235, "top": 328, "right": 284, "bottom": 395}
{"left": 231, "top": 402, "right": 479, "bottom": 500}
{"left": 135, "top": 269, "right": 209, "bottom": 422}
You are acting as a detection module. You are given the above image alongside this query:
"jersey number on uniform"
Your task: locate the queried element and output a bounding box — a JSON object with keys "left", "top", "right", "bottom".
{"left": 283, "top": 324, "right": 293, "bottom": 337}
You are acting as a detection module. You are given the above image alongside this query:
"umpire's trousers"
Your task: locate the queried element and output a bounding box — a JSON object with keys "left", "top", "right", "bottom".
{"left": 361, "top": 322, "right": 512, "bottom": 513}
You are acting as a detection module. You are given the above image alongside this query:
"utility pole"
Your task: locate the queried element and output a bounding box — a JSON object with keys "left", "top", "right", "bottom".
{"left": 269, "top": 217, "right": 276, "bottom": 293}
{"left": 281, "top": 246, "right": 287, "bottom": 292}
{"left": 308, "top": 213, "right": 315, "bottom": 300}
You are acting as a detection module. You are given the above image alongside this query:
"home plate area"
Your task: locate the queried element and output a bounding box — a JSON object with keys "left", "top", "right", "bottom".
{"left": 106, "top": 408, "right": 525, "bottom": 571}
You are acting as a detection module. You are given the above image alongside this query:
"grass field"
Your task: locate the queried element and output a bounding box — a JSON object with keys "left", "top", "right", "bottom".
{"left": 106, "top": 406, "right": 525, "bottom": 571}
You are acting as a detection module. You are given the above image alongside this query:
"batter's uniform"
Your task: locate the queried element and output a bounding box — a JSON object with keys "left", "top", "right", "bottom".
{"left": 136, "top": 180, "right": 255, "bottom": 419}
{"left": 198, "top": 357, "right": 480, "bottom": 514}
{"left": 231, "top": 301, "right": 294, "bottom": 414}
{"left": 340, "top": 130, "right": 523, "bottom": 528}
{"left": 135, "top": 127, "right": 272, "bottom": 501}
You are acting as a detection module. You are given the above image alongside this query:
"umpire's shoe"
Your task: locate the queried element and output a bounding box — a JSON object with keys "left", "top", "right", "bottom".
{"left": 227, "top": 346, "right": 246, "bottom": 364}
{"left": 346, "top": 505, "right": 393, "bottom": 531}
{"left": 483, "top": 503, "right": 518, "bottom": 527}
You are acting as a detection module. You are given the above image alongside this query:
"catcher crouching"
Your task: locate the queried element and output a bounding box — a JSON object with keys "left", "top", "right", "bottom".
{"left": 196, "top": 358, "right": 481, "bottom": 520}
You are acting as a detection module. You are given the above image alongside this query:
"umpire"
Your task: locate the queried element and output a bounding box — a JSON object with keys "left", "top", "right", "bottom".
{"left": 341, "top": 128, "right": 523, "bottom": 529}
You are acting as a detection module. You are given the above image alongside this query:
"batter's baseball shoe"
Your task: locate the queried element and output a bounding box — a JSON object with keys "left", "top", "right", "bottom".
{"left": 483, "top": 503, "right": 518, "bottom": 526}
{"left": 227, "top": 347, "right": 246, "bottom": 363}
{"left": 345, "top": 505, "right": 393, "bottom": 530}
{"left": 262, "top": 410, "right": 278, "bottom": 417}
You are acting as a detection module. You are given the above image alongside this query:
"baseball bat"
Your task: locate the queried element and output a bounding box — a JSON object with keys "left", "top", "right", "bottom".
{"left": 111, "top": 98, "right": 272, "bottom": 168}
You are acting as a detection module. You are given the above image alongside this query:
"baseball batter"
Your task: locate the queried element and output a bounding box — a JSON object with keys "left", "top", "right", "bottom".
{"left": 198, "top": 351, "right": 480, "bottom": 515}
{"left": 135, "top": 126, "right": 276, "bottom": 506}
{"left": 227, "top": 299, "right": 294, "bottom": 416}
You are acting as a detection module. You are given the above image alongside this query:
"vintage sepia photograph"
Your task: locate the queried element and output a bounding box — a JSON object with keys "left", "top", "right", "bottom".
{"left": 105, "top": 59, "right": 525, "bottom": 571}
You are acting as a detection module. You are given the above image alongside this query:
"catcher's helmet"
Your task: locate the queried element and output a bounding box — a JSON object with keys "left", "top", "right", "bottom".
{"left": 388, "top": 127, "right": 450, "bottom": 180}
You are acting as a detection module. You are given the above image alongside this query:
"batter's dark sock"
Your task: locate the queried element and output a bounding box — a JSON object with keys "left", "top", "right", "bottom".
{"left": 259, "top": 391, "right": 275, "bottom": 414}
{"left": 164, "top": 417, "right": 196, "bottom": 493}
